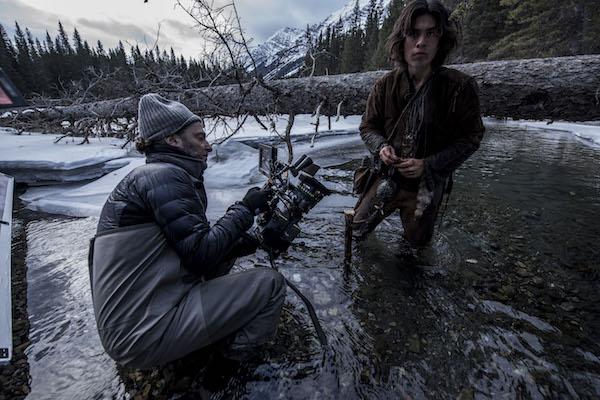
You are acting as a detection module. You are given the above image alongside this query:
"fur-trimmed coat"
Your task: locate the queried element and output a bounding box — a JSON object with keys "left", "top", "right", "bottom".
{"left": 359, "top": 66, "right": 485, "bottom": 193}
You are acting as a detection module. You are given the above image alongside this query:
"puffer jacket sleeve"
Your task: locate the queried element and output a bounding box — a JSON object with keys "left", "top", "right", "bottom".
{"left": 359, "top": 77, "right": 388, "bottom": 154}
{"left": 425, "top": 77, "right": 485, "bottom": 175}
{"left": 139, "top": 165, "right": 254, "bottom": 276}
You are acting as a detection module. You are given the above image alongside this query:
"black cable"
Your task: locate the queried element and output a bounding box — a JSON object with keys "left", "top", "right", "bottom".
{"left": 268, "top": 253, "right": 328, "bottom": 348}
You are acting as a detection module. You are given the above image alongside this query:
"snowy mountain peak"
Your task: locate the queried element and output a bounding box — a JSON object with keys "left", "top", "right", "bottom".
{"left": 320, "top": 0, "right": 384, "bottom": 30}
{"left": 251, "top": 0, "right": 391, "bottom": 80}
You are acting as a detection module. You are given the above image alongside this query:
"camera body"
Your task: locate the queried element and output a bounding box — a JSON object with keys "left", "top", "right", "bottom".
{"left": 253, "top": 144, "right": 331, "bottom": 255}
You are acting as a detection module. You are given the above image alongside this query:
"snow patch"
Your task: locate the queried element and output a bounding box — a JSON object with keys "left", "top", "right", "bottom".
{"left": 13, "top": 115, "right": 599, "bottom": 219}
{"left": 20, "top": 158, "right": 144, "bottom": 217}
{"left": 0, "top": 129, "right": 131, "bottom": 184}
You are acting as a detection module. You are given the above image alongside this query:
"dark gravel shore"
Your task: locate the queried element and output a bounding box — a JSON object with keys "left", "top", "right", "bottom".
{"left": 0, "top": 191, "right": 31, "bottom": 400}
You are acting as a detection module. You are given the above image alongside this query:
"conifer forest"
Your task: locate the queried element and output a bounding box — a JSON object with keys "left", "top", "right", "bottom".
{"left": 1, "top": 0, "right": 598, "bottom": 101}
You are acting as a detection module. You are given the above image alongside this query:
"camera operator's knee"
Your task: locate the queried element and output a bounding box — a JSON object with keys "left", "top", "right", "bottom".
{"left": 270, "top": 270, "right": 286, "bottom": 304}
{"left": 251, "top": 268, "right": 286, "bottom": 303}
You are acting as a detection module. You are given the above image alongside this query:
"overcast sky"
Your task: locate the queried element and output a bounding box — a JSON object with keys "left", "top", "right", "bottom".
{"left": 0, "top": 0, "right": 349, "bottom": 59}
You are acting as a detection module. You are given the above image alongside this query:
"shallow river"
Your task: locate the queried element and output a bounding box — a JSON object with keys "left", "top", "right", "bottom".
{"left": 14, "top": 122, "right": 600, "bottom": 399}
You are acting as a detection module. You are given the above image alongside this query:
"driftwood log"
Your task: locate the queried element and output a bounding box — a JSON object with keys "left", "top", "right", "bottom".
{"left": 2, "top": 55, "right": 599, "bottom": 125}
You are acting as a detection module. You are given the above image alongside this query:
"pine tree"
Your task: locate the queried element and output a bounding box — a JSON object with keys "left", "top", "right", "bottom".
{"left": 302, "top": 23, "right": 318, "bottom": 76}
{"left": 0, "top": 21, "right": 209, "bottom": 98}
{"left": 13, "top": 22, "right": 37, "bottom": 93}
{"left": 96, "top": 40, "right": 105, "bottom": 57}
{"left": 489, "top": 0, "right": 583, "bottom": 59}
{"left": 155, "top": 44, "right": 163, "bottom": 66}
{"left": 25, "top": 29, "right": 38, "bottom": 61}
{"left": 459, "top": 0, "right": 508, "bottom": 61}
{"left": 34, "top": 38, "right": 44, "bottom": 58}
{"left": 370, "top": 0, "right": 405, "bottom": 69}
{"left": 72, "top": 28, "right": 86, "bottom": 76}
{"left": 329, "top": 18, "right": 344, "bottom": 74}
{"left": 169, "top": 47, "right": 177, "bottom": 68}
{"left": 73, "top": 28, "right": 84, "bottom": 54}
{"left": 95, "top": 40, "right": 108, "bottom": 71}
{"left": 131, "top": 45, "right": 143, "bottom": 65}
{"left": 26, "top": 28, "right": 48, "bottom": 92}
{"left": 115, "top": 41, "right": 128, "bottom": 66}
{"left": 340, "top": 0, "right": 365, "bottom": 73}
{"left": 44, "top": 31, "right": 54, "bottom": 53}
{"left": 580, "top": 0, "right": 600, "bottom": 54}
{"left": 161, "top": 49, "right": 169, "bottom": 67}
{"left": 0, "top": 23, "right": 26, "bottom": 90}
{"left": 57, "top": 21, "right": 73, "bottom": 55}
{"left": 83, "top": 40, "right": 92, "bottom": 58}
{"left": 42, "top": 31, "right": 61, "bottom": 94}
{"left": 364, "top": 0, "right": 381, "bottom": 70}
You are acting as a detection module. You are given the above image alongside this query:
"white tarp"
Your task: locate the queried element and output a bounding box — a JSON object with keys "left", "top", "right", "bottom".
{"left": 0, "top": 173, "right": 14, "bottom": 364}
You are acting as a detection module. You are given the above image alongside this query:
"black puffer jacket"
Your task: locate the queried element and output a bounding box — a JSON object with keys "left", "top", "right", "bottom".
{"left": 97, "top": 145, "right": 254, "bottom": 277}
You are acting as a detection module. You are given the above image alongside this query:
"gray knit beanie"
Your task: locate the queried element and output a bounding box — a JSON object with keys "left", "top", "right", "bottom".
{"left": 137, "top": 93, "right": 202, "bottom": 143}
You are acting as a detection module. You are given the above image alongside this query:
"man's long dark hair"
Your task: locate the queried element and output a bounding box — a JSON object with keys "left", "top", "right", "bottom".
{"left": 386, "top": 0, "right": 459, "bottom": 68}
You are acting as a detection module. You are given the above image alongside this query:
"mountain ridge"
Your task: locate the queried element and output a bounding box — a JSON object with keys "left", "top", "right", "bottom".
{"left": 251, "top": 0, "right": 391, "bottom": 80}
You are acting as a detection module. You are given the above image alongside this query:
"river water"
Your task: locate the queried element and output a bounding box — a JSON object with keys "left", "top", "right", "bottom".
{"left": 15, "top": 122, "right": 600, "bottom": 399}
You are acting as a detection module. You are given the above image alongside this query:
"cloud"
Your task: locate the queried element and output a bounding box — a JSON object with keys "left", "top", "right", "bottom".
{"left": 163, "top": 19, "right": 196, "bottom": 39}
{"left": 0, "top": 0, "right": 349, "bottom": 58}
{"left": 0, "top": 0, "right": 201, "bottom": 56}
{"left": 0, "top": 0, "right": 73, "bottom": 39}
{"left": 228, "top": 0, "right": 349, "bottom": 42}
{"left": 77, "top": 18, "right": 153, "bottom": 46}
{"left": 173, "top": 0, "right": 349, "bottom": 42}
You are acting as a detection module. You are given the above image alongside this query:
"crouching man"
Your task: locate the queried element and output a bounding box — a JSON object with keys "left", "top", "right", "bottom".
{"left": 88, "top": 93, "right": 285, "bottom": 369}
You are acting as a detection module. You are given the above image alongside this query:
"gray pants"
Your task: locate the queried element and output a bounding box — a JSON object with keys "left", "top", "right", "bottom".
{"left": 91, "top": 223, "right": 286, "bottom": 369}
{"left": 127, "top": 268, "right": 286, "bottom": 368}
{"left": 154, "top": 268, "right": 286, "bottom": 365}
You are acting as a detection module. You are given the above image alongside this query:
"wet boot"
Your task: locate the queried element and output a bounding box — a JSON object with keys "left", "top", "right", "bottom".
{"left": 394, "top": 240, "right": 418, "bottom": 265}
{"left": 394, "top": 241, "right": 428, "bottom": 289}
{"left": 414, "top": 246, "right": 433, "bottom": 266}
{"left": 202, "top": 352, "right": 242, "bottom": 393}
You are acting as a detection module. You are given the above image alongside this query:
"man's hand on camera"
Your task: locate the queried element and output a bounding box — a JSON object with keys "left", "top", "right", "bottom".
{"left": 242, "top": 187, "right": 273, "bottom": 215}
{"left": 379, "top": 145, "right": 400, "bottom": 165}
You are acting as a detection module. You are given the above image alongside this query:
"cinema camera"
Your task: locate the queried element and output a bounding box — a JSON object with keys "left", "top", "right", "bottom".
{"left": 252, "top": 144, "right": 332, "bottom": 255}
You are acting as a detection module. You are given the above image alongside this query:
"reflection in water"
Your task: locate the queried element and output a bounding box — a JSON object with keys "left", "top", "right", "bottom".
{"left": 20, "top": 124, "right": 600, "bottom": 399}
{"left": 24, "top": 217, "right": 125, "bottom": 399}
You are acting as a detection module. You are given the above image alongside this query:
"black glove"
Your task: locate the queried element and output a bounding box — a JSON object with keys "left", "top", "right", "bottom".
{"left": 232, "top": 233, "right": 259, "bottom": 257}
{"left": 242, "top": 187, "right": 272, "bottom": 215}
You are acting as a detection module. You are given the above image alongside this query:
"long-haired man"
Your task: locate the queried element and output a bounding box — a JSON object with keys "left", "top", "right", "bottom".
{"left": 353, "top": 0, "right": 485, "bottom": 258}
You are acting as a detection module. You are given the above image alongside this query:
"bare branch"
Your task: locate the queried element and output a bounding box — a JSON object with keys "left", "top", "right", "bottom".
{"left": 253, "top": 114, "right": 269, "bottom": 130}
{"left": 310, "top": 100, "right": 324, "bottom": 147}
{"left": 335, "top": 99, "right": 344, "bottom": 121}
{"left": 214, "top": 113, "right": 250, "bottom": 144}
{"left": 284, "top": 113, "right": 295, "bottom": 164}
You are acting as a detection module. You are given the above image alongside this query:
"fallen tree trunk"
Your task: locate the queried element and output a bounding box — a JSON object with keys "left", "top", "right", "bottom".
{"left": 2, "top": 55, "right": 599, "bottom": 126}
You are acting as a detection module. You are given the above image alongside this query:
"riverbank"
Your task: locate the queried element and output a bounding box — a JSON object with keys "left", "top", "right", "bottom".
{"left": 4, "top": 122, "right": 600, "bottom": 398}
{"left": 0, "top": 189, "right": 30, "bottom": 400}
